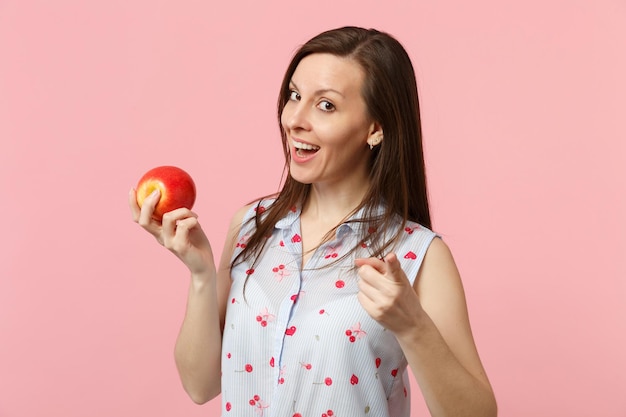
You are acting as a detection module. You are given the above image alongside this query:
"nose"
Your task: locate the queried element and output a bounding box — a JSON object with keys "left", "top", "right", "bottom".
{"left": 281, "top": 100, "right": 311, "bottom": 132}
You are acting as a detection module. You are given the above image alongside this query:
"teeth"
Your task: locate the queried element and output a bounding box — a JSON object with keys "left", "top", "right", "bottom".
{"left": 293, "top": 140, "right": 320, "bottom": 151}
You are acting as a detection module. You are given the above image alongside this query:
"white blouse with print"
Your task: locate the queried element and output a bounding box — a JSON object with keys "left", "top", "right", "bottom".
{"left": 221, "top": 200, "right": 436, "bottom": 417}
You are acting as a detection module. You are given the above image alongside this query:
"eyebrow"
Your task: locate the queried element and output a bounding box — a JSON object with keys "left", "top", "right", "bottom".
{"left": 289, "top": 80, "right": 345, "bottom": 98}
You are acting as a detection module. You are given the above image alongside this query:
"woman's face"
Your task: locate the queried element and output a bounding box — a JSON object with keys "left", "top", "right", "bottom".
{"left": 281, "top": 53, "right": 381, "bottom": 188}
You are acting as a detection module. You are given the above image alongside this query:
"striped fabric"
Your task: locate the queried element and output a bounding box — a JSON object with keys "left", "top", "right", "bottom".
{"left": 221, "top": 199, "right": 436, "bottom": 417}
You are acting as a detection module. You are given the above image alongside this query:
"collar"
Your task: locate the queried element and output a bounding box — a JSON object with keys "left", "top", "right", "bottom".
{"left": 274, "top": 201, "right": 386, "bottom": 240}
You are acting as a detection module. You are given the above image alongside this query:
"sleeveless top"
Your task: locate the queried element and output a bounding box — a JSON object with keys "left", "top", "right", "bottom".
{"left": 221, "top": 199, "right": 437, "bottom": 417}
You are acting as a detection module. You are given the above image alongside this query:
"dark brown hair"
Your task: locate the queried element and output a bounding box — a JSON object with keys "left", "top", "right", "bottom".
{"left": 233, "top": 26, "right": 431, "bottom": 268}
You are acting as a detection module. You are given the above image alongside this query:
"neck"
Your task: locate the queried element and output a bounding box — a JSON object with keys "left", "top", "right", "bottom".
{"left": 302, "top": 178, "right": 370, "bottom": 226}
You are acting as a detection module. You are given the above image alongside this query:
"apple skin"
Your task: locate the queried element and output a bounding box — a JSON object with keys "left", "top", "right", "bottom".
{"left": 136, "top": 166, "right": 196, "bottom": 221}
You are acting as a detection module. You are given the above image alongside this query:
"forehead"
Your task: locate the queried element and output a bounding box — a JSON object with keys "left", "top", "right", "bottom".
{"left": 291, "top": 53, "right": 365, "bottom": 96}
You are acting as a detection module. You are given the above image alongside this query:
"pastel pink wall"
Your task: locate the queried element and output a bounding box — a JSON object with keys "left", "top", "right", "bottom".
{"left": 1, "top": 1, "right": 624, "bottom": 416}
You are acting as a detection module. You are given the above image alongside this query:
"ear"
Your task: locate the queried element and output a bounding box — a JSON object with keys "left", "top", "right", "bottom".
{"left": 366, "top": 121, "right": 384, "bottom": 148}
{"left": 367, "top": 121, "right": 383, "bottom": 139}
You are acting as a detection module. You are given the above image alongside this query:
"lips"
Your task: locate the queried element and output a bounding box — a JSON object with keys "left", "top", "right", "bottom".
{"left": 292, "top": 139, "right": 320, "bottom": 151}
{"left": 291, "top": 138, "right": 319, "bottom": 162}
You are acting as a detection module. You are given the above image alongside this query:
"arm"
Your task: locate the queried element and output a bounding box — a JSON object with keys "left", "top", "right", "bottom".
{"left": 129, "top": 188, "right": 248, "bottom": 404}
{"left": 356, "top": 238, "right": 497, "bottom": 417}
{"left": 173, "top": 205, "right": 248, "bottom": 404}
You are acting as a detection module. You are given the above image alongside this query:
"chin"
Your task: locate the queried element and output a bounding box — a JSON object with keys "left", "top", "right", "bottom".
{"left": 288, "top": 164, "right": 315, "bottom": 185}
{"left": 289, "top": 173, "right": 313, "bottom": 186}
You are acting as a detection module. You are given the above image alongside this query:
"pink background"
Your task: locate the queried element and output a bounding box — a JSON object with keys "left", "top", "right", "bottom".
{"left": 1, "top": 0, "right": 624, "bottom": 416}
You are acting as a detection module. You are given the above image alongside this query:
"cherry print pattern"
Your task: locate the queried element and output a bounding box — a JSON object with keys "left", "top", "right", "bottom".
{"left": 345, "top": 322, "right": 367, "bottom": 343}
{"left": 404, "top": 225, "right": 420, "bottom": 234}
{"left": 324, "top": 245, "right": 340, "bottom": 259}
{"left": 278, "top": 365, "right": 286, "bottom": 384}
{"left": 235, "top": 363, "right": 253, "bottom": 373}
{"left": 235, "top": 234, "right": 249, "bottom": 249}
{"left": 249, "top": 394, "right": 269, "bottom": 416}
{"left": 272, "top": 264, "right": 290, "bottom": 282}
{"left": 291, "top": 291, "right": 305, "bottom": 302}
{"left": 291, "top": 401, "right": 302, "bottom": 417}
{"left": 256, "top": 307, "right": 276, "bottom": 327}
{"left": 313, "top": 377, "right": 333, "bottom": 386}
{"left": 222, "top": 200, "right": 436, "bottom": 416}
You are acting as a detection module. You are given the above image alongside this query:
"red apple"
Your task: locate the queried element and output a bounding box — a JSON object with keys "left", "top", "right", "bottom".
{"left": 135, "top": 165, "right": 196, "bottom": 221}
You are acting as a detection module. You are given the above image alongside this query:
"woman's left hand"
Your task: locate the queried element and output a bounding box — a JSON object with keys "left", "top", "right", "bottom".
{"left": 355, "top": 253, "right": 424, "bottom": 337}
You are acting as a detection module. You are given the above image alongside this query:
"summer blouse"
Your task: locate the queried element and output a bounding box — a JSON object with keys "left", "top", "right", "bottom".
{"left": 221, "top": 199, "right": 437, "bottom": 417}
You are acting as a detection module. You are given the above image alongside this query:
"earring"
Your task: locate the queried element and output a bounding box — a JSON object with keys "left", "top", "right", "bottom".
{"left": 368, "top": 135, "right": 383, "bottom": 150}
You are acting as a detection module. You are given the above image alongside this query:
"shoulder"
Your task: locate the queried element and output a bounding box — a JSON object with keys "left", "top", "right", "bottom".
{"left": 229, "top": 203, "right": 255, "bottom": 229}
{"left": 222, "top": 203, "right": 257, "bottom": 252}
{"left": 226, "top": 197, "right": 280, "bottom": 243}
{"left": 414, "top": 237, "right": 464, "bottom": 306}
{"left": 219, "top": 201, "right": 265, "bottom": 270}
{"left": 422, "top": 237, "right": 456, "bottom": 270}
{"left": 231, "top": 198, "right": 276, "bottom": 227}
{"left": 417, "top": 237, "right": 460, "bottom": 284}
{"left": 392, "top": 221, "right": 437, "bottom": 260}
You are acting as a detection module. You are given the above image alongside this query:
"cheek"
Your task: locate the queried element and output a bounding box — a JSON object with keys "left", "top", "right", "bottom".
{"left": 324, "top": 124, "right": 369, "bottom": 148}
{"left": 280, "top": 102, "right": 295, "bottom": 130}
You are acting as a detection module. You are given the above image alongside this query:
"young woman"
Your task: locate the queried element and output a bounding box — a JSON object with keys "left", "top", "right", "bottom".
{"left": 130, "top": 26, "right": 497, "bottom": 417}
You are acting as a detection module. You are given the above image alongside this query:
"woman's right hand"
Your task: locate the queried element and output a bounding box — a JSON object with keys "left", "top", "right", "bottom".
{"left": 129, "top": 188, "right": 215, "bottom": 278}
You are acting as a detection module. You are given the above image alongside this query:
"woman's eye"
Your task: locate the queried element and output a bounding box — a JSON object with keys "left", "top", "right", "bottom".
{"left": 318, "top": 100, "right": 335, "bottom": 112}
{"left": 288, "top": 90, "right": 300, "bottom": 101}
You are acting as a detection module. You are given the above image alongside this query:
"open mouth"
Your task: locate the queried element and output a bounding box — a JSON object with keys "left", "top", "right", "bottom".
{"left": 293, "top": 140, "right": 320, "bottom": 158}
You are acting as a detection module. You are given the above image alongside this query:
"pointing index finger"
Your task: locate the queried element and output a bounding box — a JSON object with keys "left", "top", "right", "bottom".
{"left": 381, "top": 252, "right": 404, "bottom": 280}
{"left": 355, "top": 256, "right": 386, "bottom": 274}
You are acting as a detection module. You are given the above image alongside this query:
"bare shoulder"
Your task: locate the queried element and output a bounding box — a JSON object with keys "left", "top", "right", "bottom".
{"left": 226, "top": 203, "right": 255, "bottom": 237}
{"left": 423, "top": 236, "right": 456, "bottom": 267}
{"left": 416, "top": 237, "right": 461, "bottom": 289}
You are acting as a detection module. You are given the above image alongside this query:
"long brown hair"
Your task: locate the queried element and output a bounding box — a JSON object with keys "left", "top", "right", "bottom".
{"left": 233, "top": 26, "right": 431, "bottom": 268}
